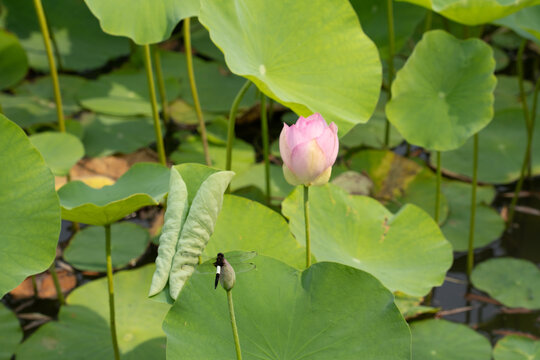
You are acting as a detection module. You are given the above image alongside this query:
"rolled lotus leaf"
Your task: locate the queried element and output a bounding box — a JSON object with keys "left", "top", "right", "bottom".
{"left": 169, "top": 170, "right": 235, "bottom": 300}
{"left": 148, "top": 168, "right": 188, "bottom": 296}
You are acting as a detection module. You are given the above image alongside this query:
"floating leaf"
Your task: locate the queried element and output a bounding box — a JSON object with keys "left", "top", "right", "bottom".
{"left": 411, "top": 319, "right": 492, "bottom": 360}
{"left": 205, "top": 195, "right": 305, "bottom": 269}
{"left": 64, "top": 222, "right": 150, "bottom": 272}
{"left": 0, "top": 93, "right": 57, "bottom": 128}
{"left": 81, "top": 115, "right": 157, "bottom": 157}
{"left": 350, "top": 0, "right": 426, "bottom": 59}
{"left": 84, "top": 0, "right": 199, "bottom": 45}
{"left": 441, "top": 180, "right": 504, "bottom": 251}
{"left": 77, "top": 70, "right": 181, "bottom": 116}
{"left": 16, "top": 265, "right": 169, "bottom": 360}
{"left": 398, "top": 0, "right": 540, "bottom": 25}
{"left": 440, "top": 109, "right": 540, "bottom": 183}
{"left": 282, "top": 184, "right": 452, "bottom": 296}
{"left": 0, "top": 114, "right": 61, "bottom": 296}
{"left": 471, "top": 257, "right": 540, "bottom": 310}
{"left": 0, "top": 30, "right": 27, "bottom": 90}
{"left": 3, "top": 0, "right": 130, "bottom": 71}
{"left": 164, "top": 256, "right": 411, "bottom": 359}
{"left": 494, "top": 76, "right": 533, "bottom": 111}
{"left": 14, "top": 75, "right": 87, "bottom": 115}
{"left": 199, "top": 0, "right": 382, "bottom": 135}
{"left": 0, "top": 303, "right": 22, "bottom": 360}
{"left": 493, "top": 335, "right": 540, "bottom": 360}
{"left": 350, "top": 150, "right": 448, "bottom": 223}
{"left": 58, "top": 162, "right": 170, "bottom": 225}
{"left": 386, "top": 30, "right": 496, "bottom": 151}
{"left": 394, "top": 293, "right": 438, "bottom": 319}
{"left": 29, "top": 132, "right": 85, "bottom": 176}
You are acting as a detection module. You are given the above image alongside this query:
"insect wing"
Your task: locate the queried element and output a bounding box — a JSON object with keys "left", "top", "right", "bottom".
{"left": 232, "top": 262, "right": 256, "bottom": 274}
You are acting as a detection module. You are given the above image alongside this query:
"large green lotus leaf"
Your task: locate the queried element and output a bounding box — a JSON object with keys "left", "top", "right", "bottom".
{"left": 340, "top": 91, "right": 403, "bottom": 149}
{"left": 349, "top": 0, "right": 426, "bottom": 59}
{"left": 14, "top": 75, "right": 87, "bottom": 115}
{"left": 386, "top": 30, "right": 496, "bottom": 151}
{"left": 81, "top": 115, "right": 157, "bottom": 157}
{"left": 58, "top": 162, "right": 170, "bottom": 225}
{"left": 158, "top": 50, "right": 257, "bottom": 113}
{"left": 398, "top": 0, "right": 540, "bottom": 25}
{"left": 0, "top": 115, "right": 61, "bottom": 296}
{"left": 164, "top": 256, "right": 411, "bottom": 360}
{"left": 190, "top": 20, "right": 226, "bottom": 64}
{"left": 230, "top": 163, "right": 295, "bottom": 205}
{"left": 2, "top": 0, "right": 130, "bottom": 72}
{"left": 170, "top": 135, "right": 255, "bottom": 175}
{"left": 441, "top": 180, "right": 504, "bottom": 251}
{"left": 84, "top": 0, "right": 199, "bottom": 45}
{"left": 77, "top": 70, "right": 181, "bottom": 116}
{"left": 199, "top": 0, "right": 382, "bottom": 136}
{"left": 411, "top": 319, "right": 491, "bottom": 360}
{"left": 439, "top": 109, "right": 540, "bottom": 183}
{"left": 16, "top": 265, "right": 169, "bottom": 359}
{"left": 64, "top": 222, "right": 150, "bottom": 272}
{"left": 0, "top": 93, "right": 57, "bottom": 128}
{"left": 349, "top": 150, "right": 448, "bottom": 224}
{"left": 495, "top": 6, "right": 540, "bottom": 45}
{"left": 29, "top": 132, "right": 85, "bottom": 176}
{"left": 0, "top": 30, "right": 27, "bottom": 90}
{"left": 471, "top": 257, "right": 540, "bottom": 310}
{"left": 282, "top": 183, "right": 452, "bottom": 296}
{"left": 205, "top": 195, "right": 305, "bottom": 269}
{"left": 494, "top": 335, "right": 540, "bottom": 360}
{"left": 0, "top": 303, "right": 22, "bottom": 360}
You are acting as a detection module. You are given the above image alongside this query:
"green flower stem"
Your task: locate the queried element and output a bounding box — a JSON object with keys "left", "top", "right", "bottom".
{"left": 184, "top": 18, "right": 211, "bottom": 166}
{"left": 435, "top": 151, "right": 441, "bottom": 224}
{"left": 49, "top": 262, "right": 65, "bottom": 305}
{"left": 467, "top": 134, "right": 478, "bottom": 278}
{"left": 152, "top": 45, "right": 170, "bottom": 125}
{"left": 260, "top": 94, "right": 271, "bottom": 205}
{"left": 507, "top": 75, "right": 539, "bottom": 227}
{"left": 142, "top": 44, "right": 167, "bottom": 166}
{"left": 424, "top": 11, "right": 433, "bottom": 32}
{"left": 226, "top": 80, "right": 252, "bottom": 171}
{"left": 227, "top": 290, "right": 242, "bottom": 360}
{"left": 33, "top": 0, "right": 65, "bottom": 133}
{"left": 384, "top": 0, "right": 395, "bottom": 148}
{"left": 304, "top": 185, "right": 311, "bottom": 268}
{"left": 105, "top": 224, "right": 120, "bottom": 360}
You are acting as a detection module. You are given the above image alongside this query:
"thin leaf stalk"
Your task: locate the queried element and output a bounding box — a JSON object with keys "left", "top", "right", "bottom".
{"left": 184, "top": 18, "right": 211, "bottom": 166}
{"left": 384, "top": 0, "right": 395, "bottom": 147}
{"left": 260, "top": 94, "right": 271, "bottom": 205}
{"left": 48, "top": 262, "right": 65, "bottom": 305}
{"left": 105, "top": 224, "right": 120, "bottom": 360}
{"left": 226, "top": 80, "right": 252, "bottom": 171}
{"left": 435, "top": 151, "right": 441, "bottom": 224}
{"left": 142, "top": 44, "right": 167, "bottom": 165}
{"left": 32, "top": 0, "right": 65, "bottom": 132}
{"left": 467, "top": 134, "right": 478, "bottom": 278}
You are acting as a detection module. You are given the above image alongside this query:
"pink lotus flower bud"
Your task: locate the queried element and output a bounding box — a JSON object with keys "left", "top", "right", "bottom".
{"left": 279, "top": 113, "right": 339, "bottom": 186}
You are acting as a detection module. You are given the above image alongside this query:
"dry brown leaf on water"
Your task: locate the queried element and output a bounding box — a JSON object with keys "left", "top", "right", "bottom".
{"left": 10, "top": 269, "right": 77, "bottom": 300}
